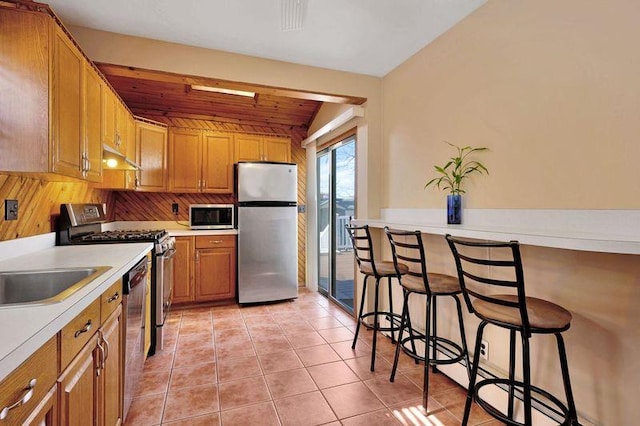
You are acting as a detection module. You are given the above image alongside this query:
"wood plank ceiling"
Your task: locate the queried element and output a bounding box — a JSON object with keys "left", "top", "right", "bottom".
{"left": 96, "top": 63, "right": 367, "bottom": 132}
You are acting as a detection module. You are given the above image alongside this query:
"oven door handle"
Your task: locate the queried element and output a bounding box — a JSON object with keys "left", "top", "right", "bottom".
{"left": 162, "top": 248, "right": 177, "bottom": 260}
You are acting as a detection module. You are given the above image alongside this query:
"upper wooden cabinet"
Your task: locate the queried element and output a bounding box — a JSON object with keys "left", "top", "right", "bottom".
{"left": 169, "top": 129, "right": 234, "bottom": 193}
{"left": 235, "top": 134, "right": 291, "bottom": 163}
{"left": 136, "top": 120, "right": 168, "bottom": 191}
{"left": 0, "top": 7, "right": 101, "bottom": 181}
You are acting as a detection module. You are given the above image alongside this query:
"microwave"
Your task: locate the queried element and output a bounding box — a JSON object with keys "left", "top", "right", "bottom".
{"left": 189, "top": 204, "right": 235, "bottom": 230}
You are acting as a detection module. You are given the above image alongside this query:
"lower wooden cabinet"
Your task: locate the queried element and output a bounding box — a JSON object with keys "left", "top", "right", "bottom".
{"left": 0, "top": 279, "right": 126, "bottom": 425}
{"left": 58, "top": 333, "right": 100, "bottom": 425}
{"left": 0, "top": 337, "right": 57, "bottom": 425}
{"left": 172, "top": 235, "right": 237, "bottom": 304}
{"left": 172, "top": 236, "right": 195, "bottom": 304}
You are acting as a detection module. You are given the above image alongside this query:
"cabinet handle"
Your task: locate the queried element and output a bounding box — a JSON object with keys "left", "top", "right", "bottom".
{"left": 74, "top": 319, "right": 92, "bottom": 338}
{"left": 103, "top": 335, "right": 110, "bottom": 362}
{"left": 195, "top": 251, "right": 200, "bottom": 262}
{"left": 209, "top": 240, "right": 223, "bottom": 244}
{"left": 107, "top": 292, "right": 120, "bottom": 303}
{"left": 135, "top": 176, "right": 140, "bottom": 188}
{"left": 202, "top": 180, "right": 206, "bottom": 189}
{"left": 0, "top": 378, "right": 36, "bottom": 420}
{"left": 96, "top": 340, "right": 105, "bottom": 376}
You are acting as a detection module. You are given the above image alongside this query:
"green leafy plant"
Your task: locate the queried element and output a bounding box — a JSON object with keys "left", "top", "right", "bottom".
{"left": 424, "top": 142, "right": 489, "bottom": 195}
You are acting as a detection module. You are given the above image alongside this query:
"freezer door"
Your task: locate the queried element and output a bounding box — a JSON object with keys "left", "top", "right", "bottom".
{"left": 237, "top": 162, "right": 297, "bottom": 203}
{"left": 238, "top": 206, "right": 298, "bottom": 303}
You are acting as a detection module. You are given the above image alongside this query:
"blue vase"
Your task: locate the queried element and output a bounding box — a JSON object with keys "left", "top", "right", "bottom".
{"left": 447, "top": 194, "right": 462, "bottom": 224}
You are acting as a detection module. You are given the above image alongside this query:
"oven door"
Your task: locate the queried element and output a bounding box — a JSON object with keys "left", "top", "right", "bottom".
{"left": 155, "top": 246, "right": 176, "bottom": 351}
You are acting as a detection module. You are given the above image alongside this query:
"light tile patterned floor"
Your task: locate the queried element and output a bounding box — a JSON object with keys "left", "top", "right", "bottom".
{"left": 125, "top": 289, "right": 500, "bottom": 425}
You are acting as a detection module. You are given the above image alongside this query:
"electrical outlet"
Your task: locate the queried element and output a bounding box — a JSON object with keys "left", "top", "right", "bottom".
{"left": 480, "top": 340, "right": 489, "bottom": 361}
{"left": 172, "top": 203, "right": 179, "bottom": 215}
{"left": 4, "top": 199, "right": 18, "bottom": 220}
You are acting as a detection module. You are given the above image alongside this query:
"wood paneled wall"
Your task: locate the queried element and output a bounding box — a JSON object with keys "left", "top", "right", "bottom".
{"left": 0, "top": 173, "right": 114, "bottom": 241}
{"left": 111, "top": 117, "right": 309, "bottom": 284}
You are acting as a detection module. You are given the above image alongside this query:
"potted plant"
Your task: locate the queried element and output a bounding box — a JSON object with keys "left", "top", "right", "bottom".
{"left": 424, "top": 142, "right": 489, "bottom": 224}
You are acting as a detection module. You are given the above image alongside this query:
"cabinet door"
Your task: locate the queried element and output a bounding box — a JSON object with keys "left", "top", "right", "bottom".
{"left": 100, "top": 307, "right": 123, "bottom": 426}
{"left": 263, "top": 136, "right": 291, "bottom": 163}
{"left": 102, "top": 85, "right": 117, "bottom": 151}
{"left": 83, "top": 64, "right": 103, "bottom": 183}
{"left": 22, "top": 384, "right": 58, "bottom": 426}
{"left": 169, "top": 130, "right": 201, "bottom": 192}
{"left": 202, "top": 133, "right": 234, "bottom": 193}
{"left": 51, "top": 26, "right": 83, "bottom": 179}
{"left": 0, "top": 8, "right": 49, "bottom": 173}
{"left": 172, "top": 237, "right": 194, "bottom": 304}
{"left": 235, "top": 134, "right": 262, "bottom": 162}
{"left": 195, "top": 246, "right": 236, "bottom": 301}
{"left": 136, "top": 121, "right": 168, "bottom": 191}
{"left": 58, "top": 334, "right": 99, "bottom": 426}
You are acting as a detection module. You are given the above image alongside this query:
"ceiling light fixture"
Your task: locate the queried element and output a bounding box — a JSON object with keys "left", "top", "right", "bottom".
{"left": 190, "top": 85, "right": 255, "bottom": 98}
{"left": 281, "top": 0, "right": 308, "bottom": 32}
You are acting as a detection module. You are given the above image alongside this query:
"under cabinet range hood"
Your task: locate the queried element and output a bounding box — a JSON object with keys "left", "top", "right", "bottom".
{"left": 102, "top": 144, "right": 142, "bottom": 170}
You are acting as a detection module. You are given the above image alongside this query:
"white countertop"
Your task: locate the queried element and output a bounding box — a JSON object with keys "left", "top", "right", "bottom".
{"left": 0, "top": 235, "right": 152, "bottom": 382}
{"left": 105, "top": 221, "right": 237, "bottom": 237}
{"left": 355, "top": 208, "right": 640, "bottom": 255}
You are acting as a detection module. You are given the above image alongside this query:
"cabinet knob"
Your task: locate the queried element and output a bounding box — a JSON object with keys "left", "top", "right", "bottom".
{"left": 0, "top": 378, "right": 37, "bottom": 420}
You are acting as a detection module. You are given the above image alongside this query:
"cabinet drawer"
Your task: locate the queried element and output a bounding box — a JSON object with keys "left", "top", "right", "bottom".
{"left": 195, "top": 235, "right": 236, "bottom": 249}
{"left": 100, "top": 279, "right": 122, "bottom": 323}
{"left": 60, "top": 299, "right": 100, "bottom": 370}
{"left": 0, "top": 336, "right": 57, "bottom": 425}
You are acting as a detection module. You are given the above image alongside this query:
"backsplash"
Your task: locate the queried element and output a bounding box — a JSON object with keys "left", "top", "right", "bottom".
{"left": 0, "top": 173, "right": 114, "bottom": 241}
{"left": 112, "top": 192, "right": 234, "bottom": 221}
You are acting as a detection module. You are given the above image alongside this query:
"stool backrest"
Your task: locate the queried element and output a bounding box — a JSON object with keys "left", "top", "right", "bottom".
{"left": 384, "top": 227, "right": 432, "bottom": 293}
{"left": 445, "top": 234, "right": 531, "bottom": 335}
{"left": 345, "top": 224, "right": 379, "bottom": 277}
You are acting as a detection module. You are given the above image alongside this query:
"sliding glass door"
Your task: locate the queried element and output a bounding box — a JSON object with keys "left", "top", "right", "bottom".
{"left": 317, "top": 136, "right": 356, "bottom": 312}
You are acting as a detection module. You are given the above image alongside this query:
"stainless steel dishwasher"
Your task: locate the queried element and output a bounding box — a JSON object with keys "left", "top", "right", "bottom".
{"left": 122, "top": 256, "right": 148, "bottom": 422}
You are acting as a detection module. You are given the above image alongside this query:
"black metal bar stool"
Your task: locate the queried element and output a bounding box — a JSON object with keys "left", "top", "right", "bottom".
{"left": 446, "top": 234, "right": 580, "bottom": 426}
{"left": 346, "top": 224, "right": 408, "bottom": 371}
{"left": 385, "top": 227, "right": 471, "bottom": 411}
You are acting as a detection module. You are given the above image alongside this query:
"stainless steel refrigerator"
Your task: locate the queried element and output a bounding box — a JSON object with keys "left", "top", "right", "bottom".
{"left": 237, "top": 162, "right": 298, "bottom": 303}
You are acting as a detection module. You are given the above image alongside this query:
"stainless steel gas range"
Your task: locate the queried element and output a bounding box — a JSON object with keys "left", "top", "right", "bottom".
{"left": 57, "top": 203, "right": 176, "bottom": 355}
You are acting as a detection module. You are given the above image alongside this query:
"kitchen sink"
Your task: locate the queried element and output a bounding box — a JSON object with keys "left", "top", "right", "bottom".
{"left": 0, "top": 266, "right": 111, "bottom": 307}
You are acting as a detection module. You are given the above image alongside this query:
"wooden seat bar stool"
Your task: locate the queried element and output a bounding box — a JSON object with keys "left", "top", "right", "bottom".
{"left": 445, "top": 234, "right": 581, "bottom": 426}
{"left": 346, "top": 224, "right": 408, "bottom": 371}
{"left": 385, "top": 227, "right": 471, "bottom": 410}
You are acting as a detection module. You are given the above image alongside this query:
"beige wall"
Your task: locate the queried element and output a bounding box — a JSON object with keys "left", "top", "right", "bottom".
{"left": 379, "top": 1, "right": 640, "bottom": 424}
{"left": 68, "top": 26, "right": 383, "bottom": 219}
{"left": 382, "top": 0, "right": 640, "bottom": 210}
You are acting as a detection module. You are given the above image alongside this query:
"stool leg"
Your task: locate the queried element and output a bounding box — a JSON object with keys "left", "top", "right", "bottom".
{"left": 462, "top": 321, "right": 488, "bottom": 426}
{"left": 388, "top": 276, "right": 396, "bottom": 344}
{"left": 556, "top": 333, "right": 580, "bottom": 425}
{"left": 453, "top": 295, "right": 471, "bottom": 380}
{"left": 430, "top": 296, "right": 438, "bottom": 374}
{"left": 370, "top": 277, "right": 381, "bottom": 371}
{"left": 521, "top": 332, "right": 532, "bottom": 426}
{"left": 352, "top": 275, "right": 369, "bottom": 349}
{"left": 423, "top": 294, "right": 433, "bottom": 409}
{"left": 390, "top": 290, "right": 409, "bottom": 382}
{"left": 404, "top": 293, "right": 418, "bottom": 363}
{"left": 508, "top": 328, "right": 516, "bottom": 420}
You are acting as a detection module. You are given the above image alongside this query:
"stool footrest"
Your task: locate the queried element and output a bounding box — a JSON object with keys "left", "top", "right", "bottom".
{"left": 474, "top": 378, "right": 571, "bottom": 426}
{"left": 398, "top": 334, "right": 466, "bottom": 366}
{"left": 358, "top": 311, "right": 403, "bottom": 333}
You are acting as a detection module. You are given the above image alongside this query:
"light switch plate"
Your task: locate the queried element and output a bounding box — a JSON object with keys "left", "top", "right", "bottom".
{"left": 4, "top": 199, "right": 18, "bottom": 220}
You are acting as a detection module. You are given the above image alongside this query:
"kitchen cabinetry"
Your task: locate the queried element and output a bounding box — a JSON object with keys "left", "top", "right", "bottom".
{"left": 0, "top": 337, "right": 58, "bottom": 425}
{"left": 195, "top": 235, "right": 237, "bottom": 301}
{"left": 172, "top": 236, "right": 195, "bottom": 304}
{"left": 0, "top": 7, "right": 101, "bottom": 181}
{"left": 172, "top": 235, "right": 237, "bottom": 304}
{"left": 58, "top": 291, "right": 123, "bottom": 426}
{"left": 235, "top": 134, "right": 291, "bottom": 163}
{"left": 136, "top": 120, "right": 169, "bottom": 191}
{"left": 168, "top": 129, "right": 234, "bottom": 193}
